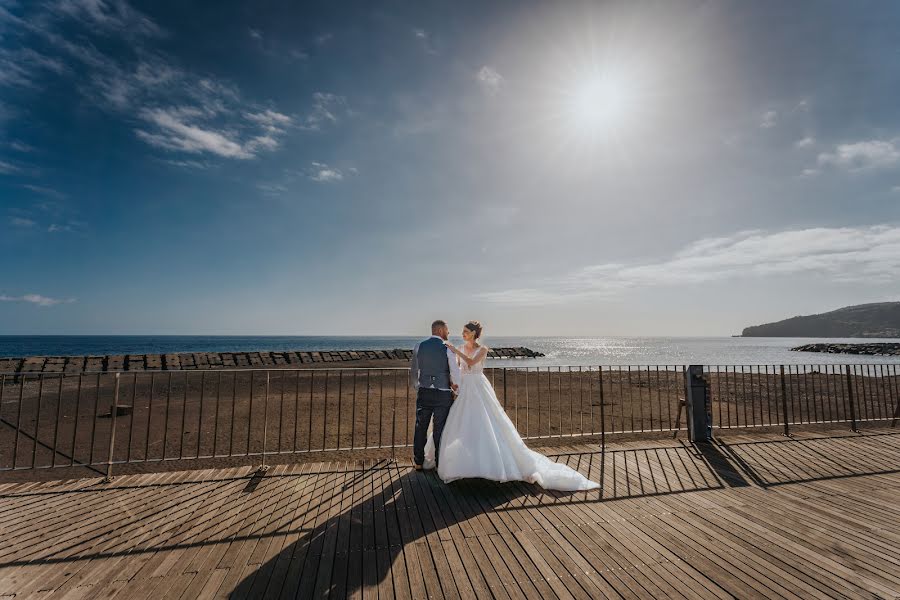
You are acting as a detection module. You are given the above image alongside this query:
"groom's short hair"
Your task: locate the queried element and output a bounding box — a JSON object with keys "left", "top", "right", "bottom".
{"left": 431, "top": 319, "right": 447, "bottom": 332}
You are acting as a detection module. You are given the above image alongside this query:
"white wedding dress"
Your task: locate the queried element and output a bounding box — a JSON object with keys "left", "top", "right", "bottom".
{"left": 423, "top": 345, "right": 600, "bottom": 491}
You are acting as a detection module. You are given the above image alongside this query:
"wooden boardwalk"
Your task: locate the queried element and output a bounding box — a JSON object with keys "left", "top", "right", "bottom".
{"left": 0, "top": 428, "right": 899, "bottom": 599}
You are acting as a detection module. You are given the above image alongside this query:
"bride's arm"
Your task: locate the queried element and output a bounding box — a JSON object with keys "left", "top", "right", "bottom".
{"left": 446, "top": 343, "right": 488, "bottom": 367}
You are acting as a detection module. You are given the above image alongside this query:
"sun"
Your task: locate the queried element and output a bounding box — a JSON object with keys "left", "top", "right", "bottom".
{"left": 563, "top": 72, "right": 633, "bottom": 133}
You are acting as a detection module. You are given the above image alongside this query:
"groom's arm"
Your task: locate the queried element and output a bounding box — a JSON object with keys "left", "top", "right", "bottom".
{"left": 409, "top": 342, "right": 420, "bottom": 391}
{"left": 446, "top": 346, "right": 461, "bottom": 388}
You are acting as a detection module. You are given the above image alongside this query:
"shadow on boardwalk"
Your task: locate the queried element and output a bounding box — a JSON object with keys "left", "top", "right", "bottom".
{"left": 231, "top": 431, "right": 900, "bottom": 598}
{"left": 1, "top": 430, "right": 898, "bottom": 598}
{"left": 229, "top": 462, "right": 539, "bottom": 598}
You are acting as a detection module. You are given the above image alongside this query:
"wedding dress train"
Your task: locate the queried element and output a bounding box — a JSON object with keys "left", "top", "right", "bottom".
{"left": 423, "top": 346, "right": 599, "bottom": 492}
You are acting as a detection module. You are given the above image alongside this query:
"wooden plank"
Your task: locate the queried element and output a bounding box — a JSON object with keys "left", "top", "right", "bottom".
{"left": 692, "top": 507, "right": 885, "bottom": 598}
{"left": 401, "top": 470, "right": 450, "bottom": 599}
{"left": 464, "top": 535, "right": 511, "bottom": 600}
{"left": 262, "top": 462, "right": 326, "bottom": 600}
{"left": 391, "top": 465, "right": 428, "bottom": 600}
{"left": 484, "top": 533, "right": 549, "bottom": 599}
{"left": 257, "top": 463, "right": 318, "bottom": 599}
{"left": 233, "top": 465, "right": 307, "bottom": 596}
{"left": 311, "top": 463, "right": 354, "bottom": 599}
{"left": 292, "top": 462, "right": 344, "bottom": 599}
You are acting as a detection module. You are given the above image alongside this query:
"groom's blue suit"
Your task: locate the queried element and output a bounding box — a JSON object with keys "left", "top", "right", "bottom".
{"left": 410, "top": 336, "right": 458, "bottom": 467}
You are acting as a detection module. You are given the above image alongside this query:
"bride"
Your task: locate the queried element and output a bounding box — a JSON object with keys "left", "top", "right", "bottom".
{"left": 423, "top": 321, "right": 600, "bottom": 492}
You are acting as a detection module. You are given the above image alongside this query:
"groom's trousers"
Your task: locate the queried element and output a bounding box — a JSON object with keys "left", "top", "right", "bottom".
{"left": 413, "top": 387, "right": 453, "bottom": 467}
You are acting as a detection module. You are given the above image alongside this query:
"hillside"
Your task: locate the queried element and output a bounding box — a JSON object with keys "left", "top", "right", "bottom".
{"left": 741, "top": 302, "right": 900, "bottom": 338}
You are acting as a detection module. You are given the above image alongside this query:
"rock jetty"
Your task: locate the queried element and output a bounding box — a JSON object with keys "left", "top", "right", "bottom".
{"left": 0, "top": 346, "right": 546, "bottom": 374}
{"left": 791, "top": 343, "right": 900, "bottom": 356}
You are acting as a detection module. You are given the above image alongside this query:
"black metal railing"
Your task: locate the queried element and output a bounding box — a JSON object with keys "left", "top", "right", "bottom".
{"left": 1, "top": 363, "right": 897, "bottom": 475}
{"left": 0, "top": 366, "right": 687, "bottom": 475}
{"left": 707, "top": 364, "right": 900, "bottom": 434}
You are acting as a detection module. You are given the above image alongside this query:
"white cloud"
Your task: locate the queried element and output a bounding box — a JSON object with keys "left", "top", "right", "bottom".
{"left": 54, "top": 0, "right": 165, "bottom": 38}
{"left": 0, "top": 4, "right": 27, "bottom": 27}
{"left": 0, "top": 160, "right": 19, "bottom": 174}
{"left": 315, "top": 32, "right": 333, "bottom": 46}
{"left": 800, "top": 168, "right": 819, "bottom": 178}
{"left": 476, "top": 66, "right": 503, "bottom": 96}
{"left": 20, "top": 184, "right": 67, "bottom": 199}
{"left": 136, "top": 106, "right": 293, "bottom": 159}
{"left": 256, "top": 182, "right": 288, "bottom": 196}
{"left": 480, "top": 225, "right": 900, "bottom": 305}
{"left": 160, "top": 159, "right": 210, "bottom": 170}
{"left": 245, "top": 26, "right": 308, "bottom": 62}
{"left": 0, "top": 293, "right": 75, "bottom": 306}
{"left": 10, "top": 141, "right": 36, "bottom": 152}
{"left": 412, "top": 28, "right": 437, "bottom": 54}
{"left": 892, "top": 185, "right": 900, "bottom": 193}
{"left": 759, "top": 110, "right": 777, "bottom": 129}
{"left": 9, "top": 5, "right": 295, "bottom": 162}
{"left": 243, "top": 109, "right": 292, "bottom": 152}
{"left": 47, "top": 221, "right": 83, "bottom": 232}
{"left": 817, "top": 139, "right": 900, "bottom": 171}
{"left": 245, "top": 109, "right": 292, "bottom": 132}
{"left": 9, "top": 217, "right": 36, "bottom": 228}
{"left": 794, "top": 136, "right": 815, "bottom": 149}
{"left": 136, "top": 108, "right": 254, "bottom": 158}
{"left": 308, "top": 161, "right": 344, "bottom": 183}
{"left": 300, "top": 93, "right": 347, "bottom": 130}
{"left": 0, "top": 47, "right": 67, "bottom": 87}
{"left": 246, "top": 135, "right": 279, "bottom": 152}
{"left": 0, "top": 59, "right": 34, "bottom": 87}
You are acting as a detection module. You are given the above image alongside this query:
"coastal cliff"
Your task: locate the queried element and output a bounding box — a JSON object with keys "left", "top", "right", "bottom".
{"left": 742, "top": 302, "right": 900, "bottom": 338}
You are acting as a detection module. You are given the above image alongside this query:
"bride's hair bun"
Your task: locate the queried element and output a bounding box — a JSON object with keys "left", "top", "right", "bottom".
{"left": 465, "top": 320, "right": 483, "bottom": 339}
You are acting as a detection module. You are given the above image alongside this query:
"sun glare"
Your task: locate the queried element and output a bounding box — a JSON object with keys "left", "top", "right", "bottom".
{"left": 565, "top": 73, "right": 632, "bottom": 133}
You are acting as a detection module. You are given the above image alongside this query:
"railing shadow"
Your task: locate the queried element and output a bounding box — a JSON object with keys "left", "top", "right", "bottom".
{"left": 3, "top": 432, "right": 899, "bottom": 597}
{"left": 0, "top": 447, "right": 724, "bottom": 596}
{"left": 715, "top": 431, "right": 900, "bottom": 488}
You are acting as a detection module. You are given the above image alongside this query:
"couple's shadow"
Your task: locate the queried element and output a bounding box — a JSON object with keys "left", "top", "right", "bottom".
{"left": 230, "top": 459, "right": 570, "bottom": 599}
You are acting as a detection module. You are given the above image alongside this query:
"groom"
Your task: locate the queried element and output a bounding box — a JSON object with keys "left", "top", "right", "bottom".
{"left": 410, "top": 319, "right": 461, "bottom": 470}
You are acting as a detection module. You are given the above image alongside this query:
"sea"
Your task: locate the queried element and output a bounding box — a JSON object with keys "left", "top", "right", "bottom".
{"left": 1, "top": 335, "right": 899, "bottom": 367}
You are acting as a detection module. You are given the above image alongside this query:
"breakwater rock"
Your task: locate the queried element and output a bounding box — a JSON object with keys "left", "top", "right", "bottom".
{"left": 0, "top": 346, "right": 545, "bottom": 374}
{"left": 791, "top": 343, "right": 900, "bottom": 356}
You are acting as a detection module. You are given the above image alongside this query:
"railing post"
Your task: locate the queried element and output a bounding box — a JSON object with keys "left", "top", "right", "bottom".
{"left": 779, "top": 366, "right": 790, "bottom": 437}
{"left": 259, "top": 371, "right": 270, "bottom": 472}
{"left": 104, "top": 373, "right": 120, "bottom": 482}
{"left": 598, "top": 367, "right": 605, "bottom": 450}
{"left": 390, "top": 370, "right": 397, "bottom": 461}
{"left": 892, "top": 364, "right": 900, "bottom": 428}
{"left": 684, "top": 365, "right": 711, "bottom": 443}
{"left": 503, "top": 368, "right": 507, "bottom": 410}
{"left": 845, "top": 365, "right": 859, "bottom": 433}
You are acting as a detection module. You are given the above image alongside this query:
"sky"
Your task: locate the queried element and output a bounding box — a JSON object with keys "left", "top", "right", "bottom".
{"left": 2, "top": 0, "right": 900, "bottom": 337}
